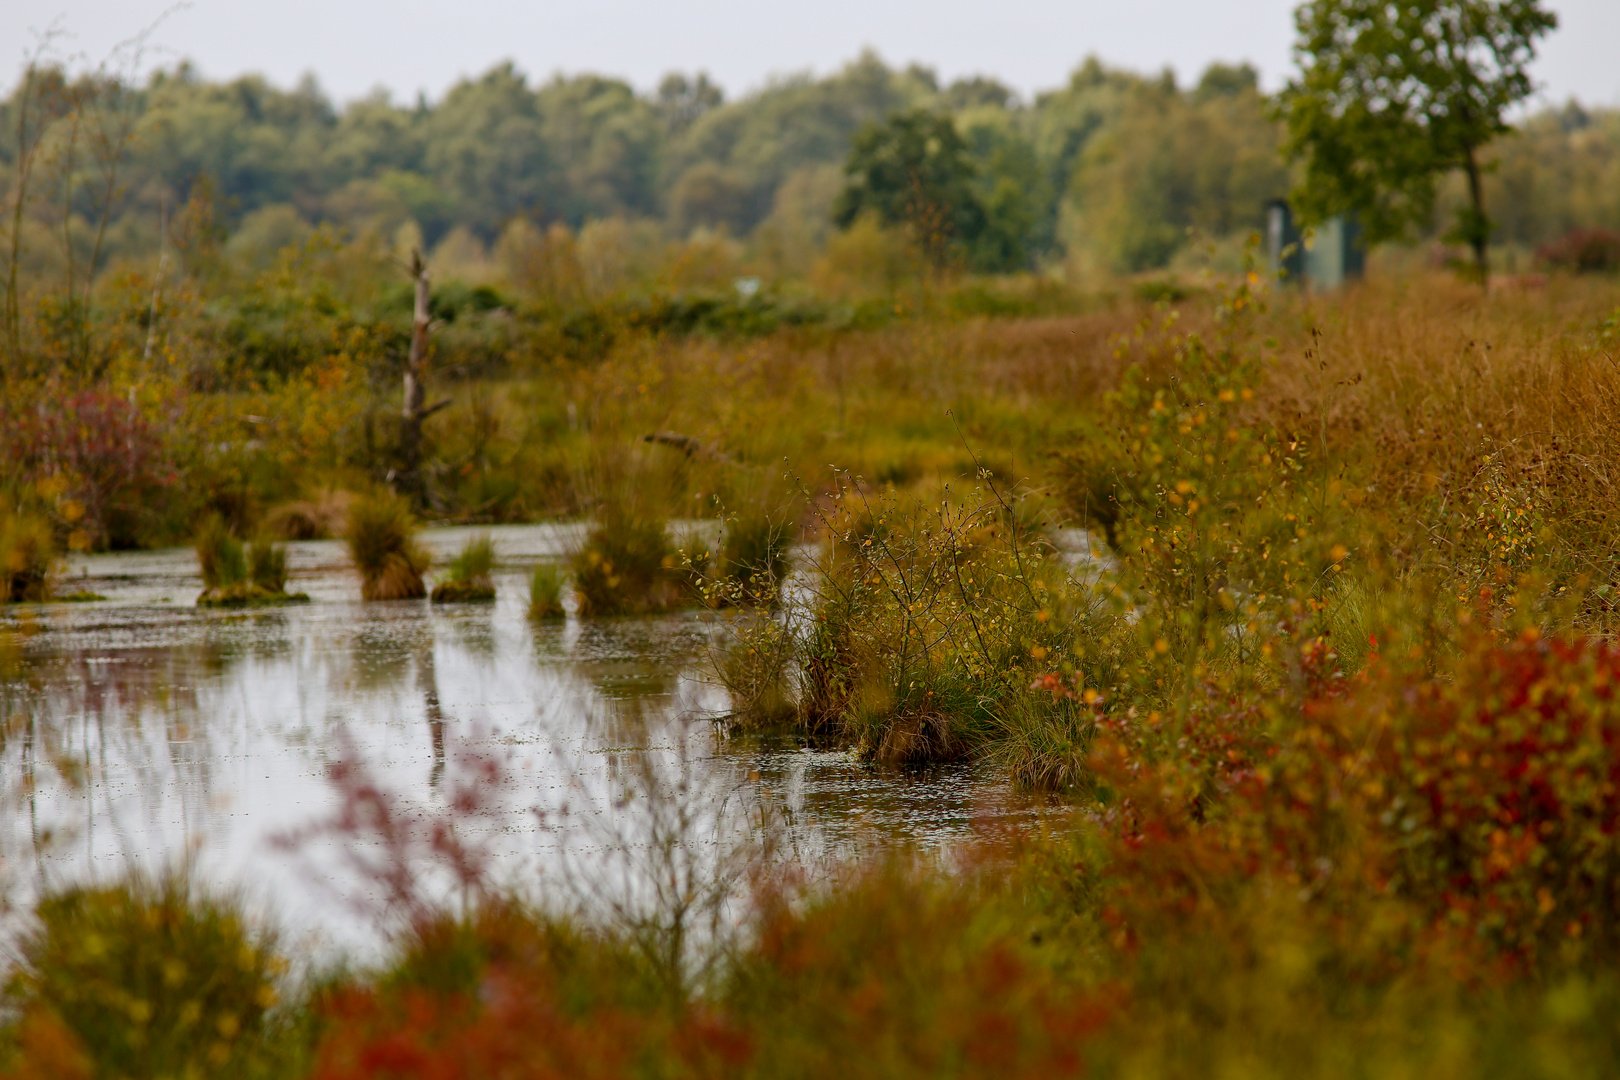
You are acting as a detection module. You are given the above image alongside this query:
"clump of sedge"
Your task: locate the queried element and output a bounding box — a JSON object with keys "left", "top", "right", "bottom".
{"left": 194, "top": 514, "right": 307, "bottom": 607}
{"left": 0, "top": 511, "right": 56, "bottom": 603}
{"left": 345, "top": 494, "right": 430, "bottom": 601}
{"left": 432, "top": 535, "right": 497, "bottom": 603}
{"left": 527, "top": 562, "right": 567, "bottom": 620}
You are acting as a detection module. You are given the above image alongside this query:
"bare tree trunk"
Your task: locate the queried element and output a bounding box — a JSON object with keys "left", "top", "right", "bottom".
{"left": 395, "top": 249, "right": 448, "bottom": 503}
{"left": 5, "top": 65, "right": 38, "bottom": 365}
{"left": 58, "top": 88, "right": 84, "bottom": 366}
{"left": 143, "top": 194, "right": 165, "bottom": 362}
{"left": 1463, "top": 147, "right": 1490, "bottom": 286}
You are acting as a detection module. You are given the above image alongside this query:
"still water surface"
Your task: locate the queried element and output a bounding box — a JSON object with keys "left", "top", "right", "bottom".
{"left": 0, "top": 525, "right": 1038, "bottom": 955}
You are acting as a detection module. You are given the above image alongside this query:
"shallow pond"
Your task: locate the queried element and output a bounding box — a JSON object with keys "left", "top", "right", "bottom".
{"left": 0, "top": 525, "right": 1043, "bottom": 955}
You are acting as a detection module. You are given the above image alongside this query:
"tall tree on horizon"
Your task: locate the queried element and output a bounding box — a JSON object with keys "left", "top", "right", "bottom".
{"left": 833, "top": 109, "right": 986, "bottom": 271}
{"left": 1278, "top": 0, "right": 1556, "bottom": 281}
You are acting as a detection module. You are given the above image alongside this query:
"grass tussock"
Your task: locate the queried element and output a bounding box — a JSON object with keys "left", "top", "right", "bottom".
{"left": 344, "top": 494, "right": 430, "bottom": 601}
{"left": 0, "top": 511, "right": 56, "bottom": 603}
{"left": 713, "top": 608, "right": 799, "bottom": 728}
{"left": 262, "top": 491, "right": 355, "bottom": 541}
{"left": 526, "top": 562, "right": 567, "bottom": 620}
{"left": 430, "top": 534, "right": 497, "bottom": 603}
{"left": 713, "top": 480, "right": 1106, "bottom": 771}
{"left": 194, "top": 515, "right": 307, "bottom": 607}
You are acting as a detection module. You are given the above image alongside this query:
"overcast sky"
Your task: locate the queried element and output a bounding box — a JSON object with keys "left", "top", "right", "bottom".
{"left": 6, "top": 0, "right": 1617, "bottom": 109}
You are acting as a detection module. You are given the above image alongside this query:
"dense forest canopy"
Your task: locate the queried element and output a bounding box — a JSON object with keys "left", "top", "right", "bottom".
{"left": 1, "top": 48, "right": 1617, "bottom": 290}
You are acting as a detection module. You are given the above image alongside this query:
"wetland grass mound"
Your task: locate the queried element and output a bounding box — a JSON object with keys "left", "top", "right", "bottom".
{"left": 345, "top": 494, "right": 430, "bottom": 601}
{"left": 0, "top": 512, "right": 56, "bottom": 603}
{"left": 194, "top": 516, "right": 308, "bottom": 607}
{"left": 262, "top": 489, "right": 355, "bottom": 540}
{"left": 431, "top": 535, "right": 497, "bottom": 603}
{"left": 527, "top": 562, "right": 567, "bottom": 619}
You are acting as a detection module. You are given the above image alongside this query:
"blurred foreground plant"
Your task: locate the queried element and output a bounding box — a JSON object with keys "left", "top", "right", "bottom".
{"left": 1, "top": 877, "right": 292, "bottom": 1080}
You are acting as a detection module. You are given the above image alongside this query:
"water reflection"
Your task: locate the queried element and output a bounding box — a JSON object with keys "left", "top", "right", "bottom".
{"left": 0, "top": 525, "right": 1044, "bottom": 953}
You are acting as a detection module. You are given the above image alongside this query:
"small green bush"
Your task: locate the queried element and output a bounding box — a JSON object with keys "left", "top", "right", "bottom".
{"left": 432, "top": 535, "right": 497, "bottom": 603}
{"left": 0, "top": 512, "right": 56, "bottom": 602}
{"left": 345, "top": 493, "right": 430, "bottom": 601}
{"left": 3, "top": 877, "right": 287, "bottom": 1079}
{"left": 527, "top": 562, "right": 567, "bottom": 620}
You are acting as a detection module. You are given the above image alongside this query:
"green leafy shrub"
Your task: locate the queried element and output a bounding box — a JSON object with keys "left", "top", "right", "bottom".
{"left": 527, "top": 562, "right": 567, "bottom": 620}
{"left": 345, "top": 493, "right": 430, "bottom": 601}
{"left": 2, "top": 878, "right": 287, "bottom": 1080}
{"left": 431, "top": 535, "right": 497, "bottom": 603}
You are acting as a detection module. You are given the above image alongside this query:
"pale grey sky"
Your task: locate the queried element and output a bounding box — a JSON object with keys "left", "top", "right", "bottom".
{"left": 6, "top": 0, "right": 1617, "bottom": 108}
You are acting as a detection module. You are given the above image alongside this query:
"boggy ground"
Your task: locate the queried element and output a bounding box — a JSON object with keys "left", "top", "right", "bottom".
{"left": 3, "top": 272, "right": 1620, "bottom": 1076}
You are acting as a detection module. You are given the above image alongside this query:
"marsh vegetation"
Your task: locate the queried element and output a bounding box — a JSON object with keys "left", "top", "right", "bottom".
{"left": 5, "top": 6, "right": 1620, "bottom": 1072}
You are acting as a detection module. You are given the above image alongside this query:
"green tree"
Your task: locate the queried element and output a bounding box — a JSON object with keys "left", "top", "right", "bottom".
{"left": 957, "top": 106, "right": 1049, "bottom": 271}
{"left": 833, "top": 108, "right": 985, "bottom": 269}
{"left": 1067, "top": 67, "right": 1286, "bottom": 273}
{"left": 1278, "top": 0, "right": 1557, "bottom": 279}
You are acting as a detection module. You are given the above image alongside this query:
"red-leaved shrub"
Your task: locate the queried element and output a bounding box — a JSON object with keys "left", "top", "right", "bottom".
{"left": 1, "top": 389, "right": 172, "bottom": 549}
{"left": 1536, "top": 228, "right": 1620, "bottom": 274}
{"left": 1370, "top": 631, "right": 1620, "bottom": 961}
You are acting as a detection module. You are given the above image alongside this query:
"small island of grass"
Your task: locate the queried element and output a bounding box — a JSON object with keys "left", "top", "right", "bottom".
{"left": 431, "top": 534, "right": 496, "bottom": 603}
{"left": 194, "top": 517, "right": 309, "bottom": 607}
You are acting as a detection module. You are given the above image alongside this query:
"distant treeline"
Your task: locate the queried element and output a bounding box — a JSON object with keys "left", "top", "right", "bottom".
{"left": 2, "top": 50, "right": 1618, "bottom": 285}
